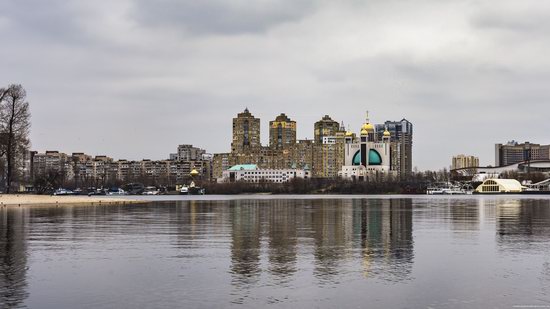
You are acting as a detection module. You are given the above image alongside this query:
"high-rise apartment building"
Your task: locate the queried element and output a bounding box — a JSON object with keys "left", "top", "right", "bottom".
{"left": 375, "top": 119, "right": 413, "bottom": 178}
{"left": 231, "top": 108, "right": 261, "bottom": 154}
{"left": 171, "top": 144, "right": 205, "bottom": 161}
{"left": 311, "top": 115, "right": 346, "bottom": 178}
{"left": 313, "top": 131, "right": 346, "bottom": 178}
{"left": 451, "top": 155, "right": 479, "bottom": 170}
{"left": 314, "top": 115, "right": 340, "bottom": 144}
{"left": 495, "top": 141, "right": 550, "bottom": 166}
{"left": 269, "top": 113, "right": 296, "bottom": 150}
{"left": 290, "top": 139, "right": 314, "bottom": 170}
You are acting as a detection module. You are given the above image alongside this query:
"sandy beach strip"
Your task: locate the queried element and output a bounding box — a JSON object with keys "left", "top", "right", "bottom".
{"left": 0, "top": 194, "right": 145, "bottom": 207}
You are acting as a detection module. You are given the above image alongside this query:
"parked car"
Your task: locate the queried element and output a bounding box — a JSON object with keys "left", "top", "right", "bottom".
{"left": 87, "top": 187, "right": 107, "bottom": 196}
{"left": 123, "top": 183, "right": 145, "bottom": 195}
{"left": 53, "top": 188, "right": 74, "bottom": 196}
{"left": 142, "top": 186, "right": 160, "bottom": 195}
{"left": 108, "top": 187, "right": 127, "bottom": 195}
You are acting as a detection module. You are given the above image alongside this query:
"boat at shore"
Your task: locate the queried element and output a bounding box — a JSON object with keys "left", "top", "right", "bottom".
{"left": 427, "top": 183, "right": 472, "bottom": 195}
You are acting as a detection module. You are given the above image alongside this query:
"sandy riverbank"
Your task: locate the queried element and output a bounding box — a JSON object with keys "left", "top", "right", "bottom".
{"left": 0, "top": 194, "right": 144, "bottom": 207}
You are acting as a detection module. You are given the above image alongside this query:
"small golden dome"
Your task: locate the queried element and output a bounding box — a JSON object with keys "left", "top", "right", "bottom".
{"left": 383, "top": 130, "right": 391, "bottom": 137}
{"left": 345, "top": 131, "right": 353, "bottom": 137}
{"left": 361, "top": 123, "right": 374, "bottom": 131}
{"left": 360, "top": 128, "right": 369, "bottom": 135}
{"left": 190, "top": 169, "right": 199, "bottom": 176}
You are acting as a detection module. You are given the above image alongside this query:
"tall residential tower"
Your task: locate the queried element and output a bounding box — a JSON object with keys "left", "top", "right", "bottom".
{"left": 269, "top": 113, "right": 297, "bottom": 150}
{"left": 314, "top": 115, "right": 340, "bottom": 144}
{"left": 375, "top": 119, "right": 413, "bottom": 178}
{"left": 231, "top": 108, "right": 261, "bottom": 154}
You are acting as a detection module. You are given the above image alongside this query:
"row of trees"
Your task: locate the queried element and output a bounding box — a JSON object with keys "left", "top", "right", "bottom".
{"left": 202, "top": 172, "right": 441, "bottom": 195}
{"left": 203, "top": 169, "right": 550, "bottom": 195}
{"left": 32, "top": 169, "right": 200, "bottom": 193}
{"left": 0, "top": 84, "right": 31, "bottom": 193}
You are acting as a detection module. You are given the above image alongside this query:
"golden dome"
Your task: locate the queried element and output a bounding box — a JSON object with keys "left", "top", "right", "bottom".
{"left": 190, "top": 169, "right": 199, "bottom": 176}
{"left": 360, "top": 128, "right": 369, "bottom": 135}
{"left": 345, "top": 131, "right": 353, "bottom": 137}
{"left": 361, "top": 123, "right": 374, "bottom": 131}
{"left": 383, "top": 130, "right": 391, "bottom": 137}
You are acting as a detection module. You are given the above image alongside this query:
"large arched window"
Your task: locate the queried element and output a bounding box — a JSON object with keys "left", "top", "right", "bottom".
{"left": 352, "top": 150, "right": 361, "bottom": 165}
{"left": 369, "top": 149, "right": 382, "bottom": 165}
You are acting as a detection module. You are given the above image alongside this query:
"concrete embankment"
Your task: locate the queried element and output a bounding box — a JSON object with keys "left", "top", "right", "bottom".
{"left": 0, "top": 194, "right": 144, "bottom": 207}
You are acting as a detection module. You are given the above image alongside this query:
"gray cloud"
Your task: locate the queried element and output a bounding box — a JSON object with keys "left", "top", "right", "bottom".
{"left": 130, "top": 0, "right": 318, "bottom": 35}
{"left": 471, "top": 3, "right": 550, "bottom": 35}
{"left": 0, "top": 1, "right": 85, "bottom": 43}
{"left": 1, "top": 0, "right": 550, "bottom": 169}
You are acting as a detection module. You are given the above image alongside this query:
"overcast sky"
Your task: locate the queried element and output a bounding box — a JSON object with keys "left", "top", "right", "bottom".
{"left": 1, "top": 0, "right": 549, "bottom": 170}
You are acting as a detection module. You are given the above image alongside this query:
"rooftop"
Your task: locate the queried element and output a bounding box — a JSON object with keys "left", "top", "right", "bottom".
{"left": 228, "top": 164, "right": 258, "bottom": 171}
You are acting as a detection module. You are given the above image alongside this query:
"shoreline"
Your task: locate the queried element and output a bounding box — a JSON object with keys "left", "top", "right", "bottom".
{"left": 3, "top": 192, "right": 550, "bottom": 207}
{"left": 0, "top": 194, "right": 145, "bottom": 207}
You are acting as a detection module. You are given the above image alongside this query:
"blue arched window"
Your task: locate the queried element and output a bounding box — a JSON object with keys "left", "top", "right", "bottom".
{"left": 352, "top": 151, "right": 361, "bottom": 165}
{"left": 369, "top": 149, "right": 382, "bottom": 165}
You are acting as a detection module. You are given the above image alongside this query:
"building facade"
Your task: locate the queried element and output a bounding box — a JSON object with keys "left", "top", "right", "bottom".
{"left": 495, "top": 141, "right": 550, "bottom": 167}
{"left": 170, "top": 144, "right": 206, "bottom": 161}
{"left": 339, "top": 115, "right": 393, "bottom": 180}
{"left": 451, "top": 154, "right": 479, "bottom": 170}
{"left": 232, "top": 108, "right": 261, "bottom": 154}
{"left": 374, "top": 119, "right": 413, "bottom": 178}
{"left": 313, "top": 131, "right": 346, "bottom": 178}
{"left": 221, "top": 164, "right": 310, "bottom": 183}
{"left": 30, "top": 149, "right": 212, "bottom": 188}
{"left": 269, "top": 113, "right": 296, "bottom": 150}
{"left": 314, "top": 115, "right": 340, "bottom": 144}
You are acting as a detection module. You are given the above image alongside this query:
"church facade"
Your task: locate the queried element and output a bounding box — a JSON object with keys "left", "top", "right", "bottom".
{"left": 339, "top": 113, "right": 394, "bottom": 180}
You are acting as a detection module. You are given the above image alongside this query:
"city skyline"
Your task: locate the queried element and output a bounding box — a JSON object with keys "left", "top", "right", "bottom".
{"left": 27, "top": 106, "right": 546, "bottom": 170}
{"left": 2, "top": 1, "right": 550, "bottom": 170}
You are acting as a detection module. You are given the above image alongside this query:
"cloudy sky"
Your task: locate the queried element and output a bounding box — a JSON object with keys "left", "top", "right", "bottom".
{"left": 1, "top": 0, "right": 549, "bottom": 170}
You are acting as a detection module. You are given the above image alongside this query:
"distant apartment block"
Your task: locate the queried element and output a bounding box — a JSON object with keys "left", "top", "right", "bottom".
{"left": 495, "top": 141, "right": 550, "bottom": 166}
{"left": 269, "top": 113, "right": 296, "bottom": 150}
{"left": 232, "top": 108, "right": 261, "bottom": 154}
{"left": 169, "top": 144, "right": 206, "bottom": 161}
{"left": 30, "top": 147, "right": 212, "bottom": 187}
{"left": 374, "top": 119, "right": 413, "bottom": 178}
{"left": 451, "top": 154, "right": 479, "bottom": 170}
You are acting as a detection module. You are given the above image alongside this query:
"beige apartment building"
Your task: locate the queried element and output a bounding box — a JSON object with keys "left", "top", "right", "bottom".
{"left": 451, "top": 154, "right": 480, "bottom": 170}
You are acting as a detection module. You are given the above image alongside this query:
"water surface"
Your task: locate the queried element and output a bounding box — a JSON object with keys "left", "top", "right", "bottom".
{"left": 1, "top": 196, "right": 550, "bottom": 308}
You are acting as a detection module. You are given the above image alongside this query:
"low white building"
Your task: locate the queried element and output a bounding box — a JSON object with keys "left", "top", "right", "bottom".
{"left": 475, "top": 179, "right": 524, "bottom": 193}
{"left": 220, "top": 164, "right": 310, "bottom": 183}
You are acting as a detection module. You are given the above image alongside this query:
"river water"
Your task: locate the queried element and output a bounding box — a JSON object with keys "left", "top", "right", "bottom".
{"left": 1, "top": 195, "right": 550, "bottom": 308}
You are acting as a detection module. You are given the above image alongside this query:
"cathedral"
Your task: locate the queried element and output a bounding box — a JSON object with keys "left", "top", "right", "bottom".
{"left": 339, "top": 113, "right": 393, "bottom": 180}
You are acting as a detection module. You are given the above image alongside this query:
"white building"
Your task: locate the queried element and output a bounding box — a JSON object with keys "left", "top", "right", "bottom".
{"left": 475, "top": 179, "right": 524, "bottom": 193}
{"left": 221, "top": 164, "right": 310, "bottom": 183}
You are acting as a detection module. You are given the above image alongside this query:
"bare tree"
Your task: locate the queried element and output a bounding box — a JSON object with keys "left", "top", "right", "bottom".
{"left": 0, "top": 84, "right": 31, "bottom": 193}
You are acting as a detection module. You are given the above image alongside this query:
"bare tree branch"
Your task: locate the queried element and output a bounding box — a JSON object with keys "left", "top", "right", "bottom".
{"left": 0, "top": 84, "right": 31, "bottom": 193}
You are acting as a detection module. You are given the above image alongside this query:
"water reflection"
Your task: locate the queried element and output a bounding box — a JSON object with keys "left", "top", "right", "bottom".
{"left": 266, "top": 201, "right": 297, "bottom": 282}
{"left": 230, "top": 200, "right": 262, "bottom": 286}
{"left": 311, "top": 199, "right": 353, "bottom": 283}
{"left": 0, "top": 208, "right": 29, "bottom": 309}
{"left": 0, "top": 197, "right": 549, "bottom": 308}
{"left": 496, "top": 198, "right": 550, "bottom": 249}
{"left": 355, "top": 199, "right": 414, "bottom": 282}
{"left": 225, "top": 199, "right": 415, "bottom": 288}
